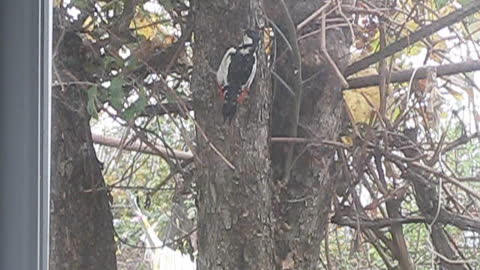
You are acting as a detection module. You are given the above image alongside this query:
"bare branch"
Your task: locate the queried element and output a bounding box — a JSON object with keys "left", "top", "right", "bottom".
{"left": 92, "top": 133, "right": 193, "bottom": 160}
{"left": 345, "top": 2, "right": 480, "bottom": 76}
{"left": 332, "top": 214, "right": 428, "bottom": 229}
{"left": 347, "top": 61, "right": 480, "bottom": 89}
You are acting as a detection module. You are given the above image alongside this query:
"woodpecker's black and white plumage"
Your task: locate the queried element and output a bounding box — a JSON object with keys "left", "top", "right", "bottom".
{"left": 216, "top": 29, "right": 260, "bottom": 123}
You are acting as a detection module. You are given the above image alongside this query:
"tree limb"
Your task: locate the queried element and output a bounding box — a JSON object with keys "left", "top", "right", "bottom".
{"left": 92, "top": 133, "right": 193, "bottom": 160}
{"left": 345, "top": 1, "right": 480, "bottom": 76}
{"left": 346, "top": 60, "right": 480, "bottom": 89}
{"left": 140, "top": 100, "right": 193, "bottom": 117}
{"left": 332, "top": 215, "right": 427, "bottom": 229}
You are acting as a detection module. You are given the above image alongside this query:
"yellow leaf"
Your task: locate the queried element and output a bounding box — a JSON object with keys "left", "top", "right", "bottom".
{"left": 407, "top": 43, "right": 425, "bottom": 56}
{"left": 431, "top": 34, "right": 447, "bottom": 50}
{"left": 129, "top": 8, "right": 164, "bottom": 40}
{"left": 405, "top": 20, "right": 419, "bottom": 32}
{"left": 467, "top": 21, "right": 480, "bottom": 40}
{"left": 151, "top": 34, "right": 175, "bottom": 49}
{"left": 343, "top": 86, "right": 380, "bottom": 124}
{"left": 82, "top": 16, "right": 94, "bottom": 32}
{"left": 390, "top": 106, "right": 401, "bottom": 122}
{"left": 445, "top": 87, "right": 464, "bottom": 101}
{"left": 264, "top": 28, "right": 274, "bottom": 56}
{"left": 340, "top": 136, "right": 353, "bottom": 145}
{"left": 439, "top": 4, "right": 456, "bottom": 17}
{"left": 54, "top": 0, "right": 62, "bottom": 7}
{"left": 440, "top": 112, "right": 449, "bottom": 119}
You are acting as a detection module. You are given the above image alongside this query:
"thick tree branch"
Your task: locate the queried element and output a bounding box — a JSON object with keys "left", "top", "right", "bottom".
{"left": 140, "top": 100, "right": 193, "bottom": 117}
{"left": 438, "top": 210, "right": 480, "bottom": 234}
{"left": 332, "top": 215, "right": 427, "bottom": 229}
{"left": 346, "top": 61, "right": 480, "bottom": 89}
{"left": 92, "top": 133, "right": 193, "bottom": 160}
{"left": 345, "top": 1, "right": 480, "bottom": 76}
{"left": 333, "top": 210, "right": 480, "bottom": 241}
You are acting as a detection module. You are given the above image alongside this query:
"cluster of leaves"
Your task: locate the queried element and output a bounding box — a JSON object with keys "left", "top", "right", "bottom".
{"left": 54, "top": 0, "right": 195, "bottom": 268}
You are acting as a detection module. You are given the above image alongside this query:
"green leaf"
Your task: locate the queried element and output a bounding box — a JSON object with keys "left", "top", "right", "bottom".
{"left": 87, "top": 85, "right": 99, "bottom": 119}
{"left": 435, "top": 0, "right": 449, "bottom": 8}
{"left": 73, "top": 0, "right": 87, "bottom": 9}
{"left": 110, "top": 77, "right": 125, "bottom": 110}
{"left": 158, "top": 0, "right": 174, "bottom": 10}
{"left": 125, "top": 57, "right": 141, "bottom": 71}
{"left": 164, "top": 90, "right": 178, "bottom": 103}
{"left": 103, "top": 56, "right": 124, "bottom": 70}
{"left": 467, "top": 21, "right": 480, "bottom": 40}
{"left": 458, "top": 0, "right": 473, "bottom": 6}
{"left": 406, "top": 43, "right": 425, "bottom": 56}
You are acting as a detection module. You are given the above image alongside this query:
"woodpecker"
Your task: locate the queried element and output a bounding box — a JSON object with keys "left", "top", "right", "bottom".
{"left": 216, "top": 29, "right": 260, "bottom": 123}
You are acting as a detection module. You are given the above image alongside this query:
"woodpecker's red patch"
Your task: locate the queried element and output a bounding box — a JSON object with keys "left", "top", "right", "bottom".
{"left": 218, "top": 85, "right": 226, "bottom": 100}
{"left": 237, "top": 88, "right": 249, "bottom": 104}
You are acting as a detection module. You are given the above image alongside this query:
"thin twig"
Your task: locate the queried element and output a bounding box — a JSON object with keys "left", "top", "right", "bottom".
{"left": 296, "top": 1, "right": 331, "bottom": 31}
{"left": 321, "top": 9, "right": 349, "bottom": 88}
{"left": 346, "top": 1, "right": 480, "bottom": 76}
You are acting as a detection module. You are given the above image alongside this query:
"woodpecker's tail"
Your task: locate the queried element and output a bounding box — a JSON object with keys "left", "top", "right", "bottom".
{"left": 222, "top": 85, "right": 239, "bottom": 123}
{"left": 222, "top": 101, "right": 237, "bottom": 123}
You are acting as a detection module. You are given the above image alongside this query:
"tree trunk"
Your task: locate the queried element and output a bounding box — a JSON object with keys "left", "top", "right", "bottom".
{"left": 266, "top": 1, "right": 351, "bottom": 268}
{"left": 193, "top": 0, "right": 351, "bottom": 269}
{"left": 49, "top": 21, "right": 117, "bottom": 269}
{"left": 192, "top": 1, "right": 275, "bottom": 269}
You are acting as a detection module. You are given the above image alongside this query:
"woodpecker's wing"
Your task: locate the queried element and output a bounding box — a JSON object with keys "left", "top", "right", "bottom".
{"left": 216, "top": 47, "right": 236, "bottom": 87}
{"left": 227, "top": 49, "right": 257, "bottom": 91}
{"left": 242, "top": 53, "right": 257, "bottom": 91}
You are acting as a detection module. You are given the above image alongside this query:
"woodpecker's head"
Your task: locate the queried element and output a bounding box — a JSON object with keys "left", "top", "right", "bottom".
{"left": 242, "top": 29, "right": 260, "bottom": 49}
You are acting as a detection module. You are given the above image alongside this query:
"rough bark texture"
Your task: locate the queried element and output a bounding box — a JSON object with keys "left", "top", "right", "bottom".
{"left": 192, "top": 1, "right": 275, "bottom": 269}
{"left": 193, "top": 0, "right": 351, "bottom": 268}
{"left": 266, "top": 1, "right": 351, "bottom": 268}
{"left": 50, "top": 24, "right": 117, "bottom": 269}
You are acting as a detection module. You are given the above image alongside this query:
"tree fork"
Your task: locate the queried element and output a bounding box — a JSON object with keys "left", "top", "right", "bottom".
{"left": 266, "top": 0, "right": 351, "bottom": 268}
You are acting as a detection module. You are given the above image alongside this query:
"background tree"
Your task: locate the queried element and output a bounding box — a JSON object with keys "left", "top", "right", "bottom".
{"left": 50, "top": 13, "right": 117, "bottom": 270}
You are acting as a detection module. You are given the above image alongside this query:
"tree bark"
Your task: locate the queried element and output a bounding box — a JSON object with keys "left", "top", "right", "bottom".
{"left": 192, "top": 1, "right": 275, "bottom": 269}
{"left": 266, "top": 1, "right": 351, "bottom": 268}
{"left": 49, "top": 19, "right": 117, "bottom": 269}
{"left": 50, "top": 88, "right": 117, "bottom": 270}
{"left": 193, "top": 0, "right": 352, "bottom": 268}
